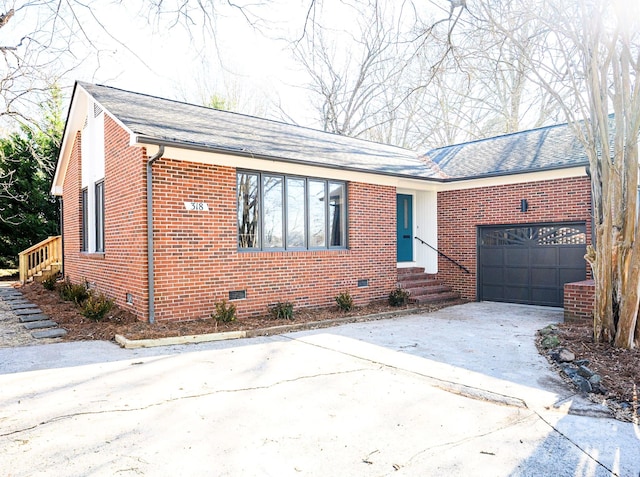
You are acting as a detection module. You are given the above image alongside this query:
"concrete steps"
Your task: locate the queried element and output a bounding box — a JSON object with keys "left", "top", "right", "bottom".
{"left": 397, "top": 267, "right": 461, "bottom": 305}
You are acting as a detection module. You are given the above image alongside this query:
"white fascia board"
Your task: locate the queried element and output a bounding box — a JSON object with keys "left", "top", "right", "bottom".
{"left": 51, "top": 88, "right": 87, "bottom": 195}
{"left": 52, "top": 84, "right": 136, "bottom": 196}
{"left": 131, "top": 140, "right": 587, "bottom": 192}
{"left": 433, "top": 166, "right": 588, "bottom": 191}
{"left": 132, "top": 141, "right": 442, "bottom": 191}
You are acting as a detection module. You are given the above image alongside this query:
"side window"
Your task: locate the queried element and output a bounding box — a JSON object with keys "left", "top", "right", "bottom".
{"left": 262, "top": 175, "right": 284, "bottom": 249}
{"left": 329, "top": 181, "right": 346, "bottom": 247}
{"left": 95, "top": 181, "right": 105, "bottom": 253}
{"left": 237, "top": 173, "right": 260, "bottom": 249}
{"left": 308, "top": 180, "right": 327, "bottom": 248}
{"left": 81, "top": 188, "right": 88, "bottom": 252}
{"left": 286, "top": 178, "right": 306, "bottom": 248}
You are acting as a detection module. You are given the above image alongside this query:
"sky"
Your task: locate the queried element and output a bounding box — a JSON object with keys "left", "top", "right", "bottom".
{"left": 0, "top": 0, "right": 321, "bottom": 128}
{"left": 2, "top": 0, "right": 441, "bottom": 129}
{"left": 54, "top": 1, "right": 334, "bottom": 126}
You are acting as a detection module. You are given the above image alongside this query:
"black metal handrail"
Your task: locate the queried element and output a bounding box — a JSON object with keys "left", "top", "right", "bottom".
{"left": 414, "top": 236, "right": 471, "bottom": 274}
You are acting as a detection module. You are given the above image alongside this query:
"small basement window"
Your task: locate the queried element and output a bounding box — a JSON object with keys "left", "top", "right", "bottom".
{"left": 229, "top": 290, "right": 247, "bottom": 301}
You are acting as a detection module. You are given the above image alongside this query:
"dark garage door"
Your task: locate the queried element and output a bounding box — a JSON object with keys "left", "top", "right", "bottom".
{"left": 478, "top": 223, "right": 587, "bottom": 307}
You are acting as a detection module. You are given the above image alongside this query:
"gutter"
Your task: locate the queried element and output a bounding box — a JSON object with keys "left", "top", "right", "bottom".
{"left": 133, "top": 135, "right": 589, "bottom": 184}
{"left": 146, "top": 145, "right": 165, "bottom": 324}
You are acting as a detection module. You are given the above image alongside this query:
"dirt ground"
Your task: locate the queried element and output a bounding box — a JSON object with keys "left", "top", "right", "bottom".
{"left": 14, "top": 280, "right": 639, "bottom": 421}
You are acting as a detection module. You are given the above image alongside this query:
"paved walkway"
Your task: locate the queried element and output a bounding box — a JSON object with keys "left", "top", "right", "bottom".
{"left": 0, "top": 282, "right": 65, "bottom": 348}
{"left": 0, "top": 302, "right": 638, "bottom": 476}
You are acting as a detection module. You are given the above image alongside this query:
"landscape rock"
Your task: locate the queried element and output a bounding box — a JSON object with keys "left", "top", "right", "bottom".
{"left": 541, "top": 335, "right": 560, "bottom": 349}
{"left": 561, "top": 364, "right": 578, "bottom": 378}
{"left": 573, "top": 375, "right": 593, "bottom": 393}
{"left": 589, "top": 374, "right": 602, "bottom": 385}
{"left": 577, "top": 365, "right": 595, "bottom": 379}
{"left": 539, "top": 324, "right": 558, "bottom": 336}
{"left": 556, "top": 348, "right": 576, "bottom": 363}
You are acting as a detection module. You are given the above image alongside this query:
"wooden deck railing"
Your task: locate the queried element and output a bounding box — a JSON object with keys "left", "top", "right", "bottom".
{"left": 18, "top": 236, "right": 62, "bottom": 283}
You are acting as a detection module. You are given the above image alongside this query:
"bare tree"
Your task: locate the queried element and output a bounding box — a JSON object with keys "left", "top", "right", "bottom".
{"left": 292, "top": 0, "right": 569, "bottom": 149}
{"left": 465, "top": 0, "right": 640, "bottom": 348}
{"left": 292, "top": 0, "right": 419, "bottom": 138}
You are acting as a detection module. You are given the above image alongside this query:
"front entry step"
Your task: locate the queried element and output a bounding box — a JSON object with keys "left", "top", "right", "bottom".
{"left": 397, "top": 267, "right": 461, "bottom": 305}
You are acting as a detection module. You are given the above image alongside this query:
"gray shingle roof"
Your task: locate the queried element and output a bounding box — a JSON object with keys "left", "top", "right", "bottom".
{"left": 78, "top": 82, "right": 441, "bottom": 180}
{"left": 78, "top": 82, "right": 589, "bottom": 181}
{"left": 424, "top": 122, "right": 588, "bottom": 179}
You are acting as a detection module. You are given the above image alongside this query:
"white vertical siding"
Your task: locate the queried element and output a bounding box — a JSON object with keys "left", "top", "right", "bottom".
{"left": 80, "top": 104, "right": 105, "bottom": 253}
{"left": 414, "top": 190, "right": 438, "bottom": 273}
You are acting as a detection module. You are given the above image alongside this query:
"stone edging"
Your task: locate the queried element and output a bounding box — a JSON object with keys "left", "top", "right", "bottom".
{"left": 114, "top": 307, "right": 423, "bottom": 349}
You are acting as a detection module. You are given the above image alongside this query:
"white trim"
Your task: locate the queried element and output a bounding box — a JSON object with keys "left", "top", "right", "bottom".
{"left": 435, "top": 166, "right": 587, "bottom": 190}
{"left": 132, "top": 142, "right": 445, "bottom": 190}
{"left": 52, "top": 84, "right": 137, "bottom": 196}
{"left": 397, "top": 261, "right": 418, "bottom": 268}
{"left": 132, "top": 141, "right": 588, "bottom": 192}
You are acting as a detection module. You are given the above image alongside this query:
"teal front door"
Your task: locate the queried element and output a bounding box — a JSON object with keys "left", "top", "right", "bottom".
{"left": 397, "top": 194, "right": 413, "bottom": 262}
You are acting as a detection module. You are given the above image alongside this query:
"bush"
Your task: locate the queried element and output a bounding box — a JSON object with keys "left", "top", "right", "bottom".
{"left": 42, "top": 273, "right": 59, "bottom": 291}
{"left": 335, "top": 291, "right": 354, "bottom": 312}
{"left": 269, "top": 301, "right": 294, "bottom": 320}
{"left": 81, "top": 292, "right": 114, "bottom": 321}
{"left": 59, "top": 277, "right": 89, "bottom": 304}
{"left": 389, "top": 287, "right": 410, "bottom": 307}
{"left": 212, "top": 300, "right": 236, "bottom": 323}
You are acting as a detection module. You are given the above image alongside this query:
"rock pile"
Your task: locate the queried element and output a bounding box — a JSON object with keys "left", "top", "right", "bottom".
{"left": 539, "top": 324, "right": 606, "bottom": 395}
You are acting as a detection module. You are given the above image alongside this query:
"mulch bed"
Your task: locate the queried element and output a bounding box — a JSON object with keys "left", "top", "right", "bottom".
{"left": 17, "top": 281, "right": 451, "bottom": 341}
{"left": 539, "top": 320, "right": 639, "bottom": 422}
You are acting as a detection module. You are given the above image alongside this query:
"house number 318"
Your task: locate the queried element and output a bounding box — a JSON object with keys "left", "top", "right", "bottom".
{"left": 184, "top": 202, "right": 209, "bottom": 211}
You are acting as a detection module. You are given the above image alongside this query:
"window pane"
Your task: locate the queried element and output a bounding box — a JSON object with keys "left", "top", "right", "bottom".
{"left": 95, "top": 182, "right": 105, "bottom": 252}
{"left": 81, "top": 188, "right": 88, "bottom": 252}
{"left": 263, "top": 175, "right": 284, "bottom": 248}
{"left": 286, "top": 178, "right": 306, "bottom": 248}
{"left": 237, "top": 173, "right": 260, "bottom": 248}
{"left": 308, "top": 180, "right": 326, "bottom": 248}
{"left": 328, "top": 182, "right": 345, "bottom": 247}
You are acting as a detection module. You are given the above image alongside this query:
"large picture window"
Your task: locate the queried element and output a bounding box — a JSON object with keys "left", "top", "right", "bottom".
{"left": 237, "top": 172, "right": 347, "bottom": 251}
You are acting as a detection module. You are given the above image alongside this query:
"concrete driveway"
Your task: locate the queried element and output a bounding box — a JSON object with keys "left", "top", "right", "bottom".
{"left": 0, "top": 302, "right": 638, "bottom": 476}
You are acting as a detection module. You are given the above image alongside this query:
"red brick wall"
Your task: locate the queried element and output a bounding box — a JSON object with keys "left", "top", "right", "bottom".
{"left": 151, "top": 159, "right": 397, "bottom": 321}
{"left": 564, "top": 279, "right": 594, "bottom": 322}
{"left": 62, "top": 116, "right": 150, "bottom": 319}
{"left": 62, "top": 117, "right": 397, "bottom": 322}
{"left": 437, "top": 176, "right": 592, "bottom": 301}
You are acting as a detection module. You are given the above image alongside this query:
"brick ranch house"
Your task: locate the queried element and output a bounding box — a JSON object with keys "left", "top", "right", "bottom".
{"left": 50, "top": 82, "right": 592, "bottom": 323}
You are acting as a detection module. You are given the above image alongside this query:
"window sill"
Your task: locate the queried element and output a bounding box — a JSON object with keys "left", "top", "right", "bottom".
{"left": 238, "top": 248, "right": 349, "bottom": 254}
{"left": 80, "top": 252, "right": 105, "bottom": 260}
